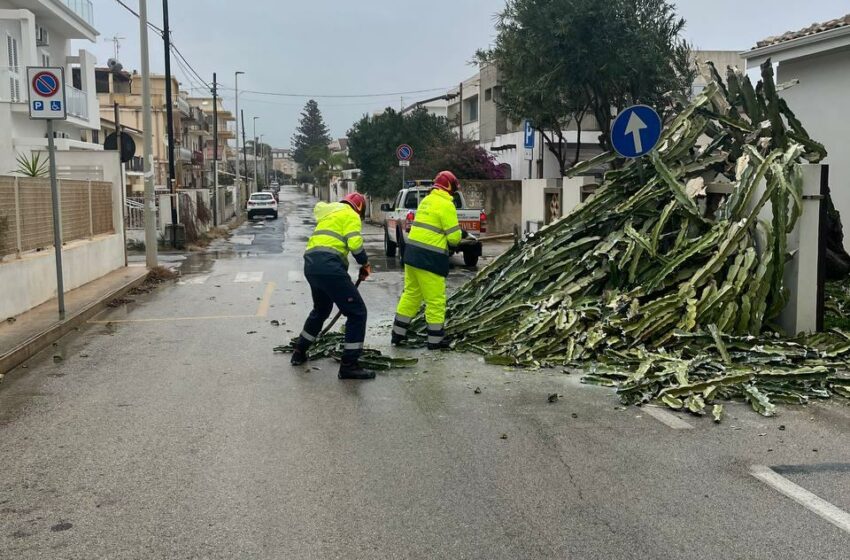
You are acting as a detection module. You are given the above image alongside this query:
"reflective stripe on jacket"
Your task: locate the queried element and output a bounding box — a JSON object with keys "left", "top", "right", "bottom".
{"left": 305, "top": 202, "right": 368, "bottom": 267}
{"left": 404, "top": 189, "right": 462, "bottom": 277}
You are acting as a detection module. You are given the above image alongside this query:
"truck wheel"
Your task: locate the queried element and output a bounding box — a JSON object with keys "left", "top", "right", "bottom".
{"left": 462, "top": 250, "right": 479, "bottom": 268}
{"left": 384, "top": 226, "right": 397, "bottom": 257}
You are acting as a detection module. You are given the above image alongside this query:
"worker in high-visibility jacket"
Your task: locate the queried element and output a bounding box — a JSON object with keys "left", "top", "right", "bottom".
{"left": 392, "top": 171, "right": 463, "bottom": 349}
{"left": 291, "top": 192, "right": 374, "bottom": 380}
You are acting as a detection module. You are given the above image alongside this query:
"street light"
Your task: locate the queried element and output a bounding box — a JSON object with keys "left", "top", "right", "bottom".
{"left": 252, "top": 116, "right": 259, "bottom": 192}
{"left": 234, "top": 71, "right": 244, "bottom": 213}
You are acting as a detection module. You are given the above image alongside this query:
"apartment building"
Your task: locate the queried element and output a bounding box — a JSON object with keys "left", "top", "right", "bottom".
{"left": 0, "top": 0, "right": 100, "bottom": 175}
{"left": 92, "top": 69, "right": 182, "bottom": 192}
{"left": 271, "top": 147, "right": 298, "bottom": 180}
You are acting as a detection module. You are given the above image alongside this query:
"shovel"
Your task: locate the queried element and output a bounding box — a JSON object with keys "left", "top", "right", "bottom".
{"left": 319, "top": 277, "right": 363, "bottom": 337}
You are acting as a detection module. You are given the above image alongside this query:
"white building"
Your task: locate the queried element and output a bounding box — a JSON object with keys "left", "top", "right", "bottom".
{"left": 742, "top": 14, "right": 850, "bottom": 251}
{"left": 0, "top": 0, "right": 100, "bottom": 175}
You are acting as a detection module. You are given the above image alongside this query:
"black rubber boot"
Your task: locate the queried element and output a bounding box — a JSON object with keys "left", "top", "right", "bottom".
{"left": 290, "top": 345, "right": 309, "bottom": 366}
{"left": 427, "top": 339, "right": 451, "bottom": 351}
{"left": 338, "top": 359, "right": 376, "bottom": 380}
{"left": 391, "top": 332, "right": 407, "bottom": 346}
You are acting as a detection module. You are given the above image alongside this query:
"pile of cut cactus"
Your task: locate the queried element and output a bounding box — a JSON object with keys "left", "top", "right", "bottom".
{"left": 413, "top": 61, "right": 850, "bottom": 418}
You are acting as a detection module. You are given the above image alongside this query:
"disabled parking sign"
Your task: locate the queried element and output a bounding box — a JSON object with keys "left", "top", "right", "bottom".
{"left": 27, "top": 67, "right": 67, "bottom": 120}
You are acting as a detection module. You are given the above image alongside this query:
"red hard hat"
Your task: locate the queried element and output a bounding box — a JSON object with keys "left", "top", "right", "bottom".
{"left": 433, "top": 170, "right": 459, "bottom": 193}
{"left": 342, "top": 192, "right": 367, "bottom": 216}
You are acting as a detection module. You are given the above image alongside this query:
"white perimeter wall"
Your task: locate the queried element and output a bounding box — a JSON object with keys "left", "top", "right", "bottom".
{"left": 778, "top": 49, "right": 850, "bottom": 251}
{"left": 0, "top": 234, "right": 123, "bottom": 319}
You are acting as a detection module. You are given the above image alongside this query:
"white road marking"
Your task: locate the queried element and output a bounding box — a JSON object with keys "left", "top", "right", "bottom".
{"left": 287, "top": 270, "right": 304, "bottom": 282}
{"left": 178, "top": 275, "right": 209, "bottom": 285}
{"left": 230, "top": 235, "right": 255, "bottom": 245}
{"left": 750, "top": 465, "right": 850, "bottom": 534}
{"left": 234, "top": 271, "right": 264, "bottom": 283}
{"left": 643, "top": 405, "right": 694, "bottom": 430}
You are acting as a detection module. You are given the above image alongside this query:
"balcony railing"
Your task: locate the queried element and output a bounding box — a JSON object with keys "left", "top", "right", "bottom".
{"left": 60, "top": 0, "right": 95, "bottom": 27}
{"left": 65, "top": 85, "right": 88, "bottom": 120}
{"left": 176, "top": 96, "right": 191, "bottom": 116}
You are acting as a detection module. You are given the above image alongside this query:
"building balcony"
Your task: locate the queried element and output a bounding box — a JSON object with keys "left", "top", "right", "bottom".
{"left": 5, "top": 0, "right": 98, "bottom": 41}
{"left": 65, "top": 84, "right": 88, "bottom": 120}
{"left": 59, "top": 0, "right": 93, "bottom": 26}
{"left": 177, "top": 147, "right": 193, "bottom": 162}
{"left": 176, "top": 96, "right": 191, "bottom": 117}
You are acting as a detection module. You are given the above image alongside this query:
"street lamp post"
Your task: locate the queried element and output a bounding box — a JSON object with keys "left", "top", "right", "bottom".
{"left": 234, "top": 71, "right": 244, "bottom": 214}
{"left": 252, "top": 116, "right": 259, "bottom": 192}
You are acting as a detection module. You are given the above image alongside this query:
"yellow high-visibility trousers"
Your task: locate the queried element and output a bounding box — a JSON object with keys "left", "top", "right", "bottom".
{"left": 394, "top": 265, "right": 446, "bottom": 341}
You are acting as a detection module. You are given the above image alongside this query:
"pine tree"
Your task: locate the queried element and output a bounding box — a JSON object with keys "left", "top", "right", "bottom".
{"left": 292, "top": 100, "right": 331, "bottom": 182}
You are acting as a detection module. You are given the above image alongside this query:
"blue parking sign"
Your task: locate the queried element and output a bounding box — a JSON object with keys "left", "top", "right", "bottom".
{"left": 33, "top": 100, "right": 44, "bottom": 111}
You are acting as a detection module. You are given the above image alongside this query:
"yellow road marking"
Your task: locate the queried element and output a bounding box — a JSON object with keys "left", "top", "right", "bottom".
{"left": 89, "top": 315, "right": 256, "bottom": 324}
{"left": 256, "top": 281, "right": 276, "bottom": 317}
{"left": 88, "top": 281, "right": 277, "bottom": 324}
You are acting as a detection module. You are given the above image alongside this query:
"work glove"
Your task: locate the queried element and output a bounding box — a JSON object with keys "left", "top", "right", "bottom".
{"left": 358, "top": 264, "right": 372, "bottom": 281}
{"left": 461, "top": 228, "right": 470, "bottom": 239}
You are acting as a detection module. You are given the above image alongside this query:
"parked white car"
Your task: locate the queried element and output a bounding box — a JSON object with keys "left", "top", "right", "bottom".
{"left": 247, "top": 192, "right": 278, "bottom": 220}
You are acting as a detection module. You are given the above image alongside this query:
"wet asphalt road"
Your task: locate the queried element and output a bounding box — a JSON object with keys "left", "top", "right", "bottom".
{"left": 1, "top": 185, "right": 849, "bottom": 559}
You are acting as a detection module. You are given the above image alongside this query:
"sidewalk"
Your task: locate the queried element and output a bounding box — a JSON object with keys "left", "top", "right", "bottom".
{"left": 0, "top": 266, "right": 149, "bottom": 377}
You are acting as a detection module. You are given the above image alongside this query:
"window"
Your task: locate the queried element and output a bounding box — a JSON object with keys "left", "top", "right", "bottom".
{"left": 465, "top": 96, "right": 479, "bottom": 123}
{"left": 41, "top": 51, "right": 50, "bottom": 67}
{"left": 403, "top": 191, "right": 419, "bottom": 209}
{"left": 6, "top": 34, "right": 21, "bottom": 102}
{"left": 484, "top": 88, "right": 492, "bottom": 101}
{"left": 92, "top": 130, "right": 100, "bottom": 145}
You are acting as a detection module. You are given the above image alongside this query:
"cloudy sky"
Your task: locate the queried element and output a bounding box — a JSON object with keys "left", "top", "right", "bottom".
{"left": 80, "top": 0, "right": 849, "bottom": 148}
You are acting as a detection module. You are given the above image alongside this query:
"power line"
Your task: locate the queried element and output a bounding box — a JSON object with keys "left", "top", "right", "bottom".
{"left": 114, "top": 1, "right": 446, "bottom": 100}
{"left": 114, "top": 0, "right": 210, "bottom": 90}
{"left": 216, "top": 86, "right": 449, "bottom": 99}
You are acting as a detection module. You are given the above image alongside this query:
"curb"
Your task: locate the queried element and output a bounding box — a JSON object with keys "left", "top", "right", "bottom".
{"left": 0, "top": 271, "right": 149, "bottom": 377}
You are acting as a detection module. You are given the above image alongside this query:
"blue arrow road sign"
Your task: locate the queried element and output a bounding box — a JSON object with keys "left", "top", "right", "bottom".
{"left": 611, "top": 105, "right": 662, "bottom": 158}
{"left": 524, "top": 119, "right": 535, "bottom": 149}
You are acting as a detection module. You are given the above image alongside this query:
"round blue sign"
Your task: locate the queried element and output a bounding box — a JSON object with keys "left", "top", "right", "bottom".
{"left": 610, "top": 105, "right": 662, "bottom": 158}
{"left": 396, "top": 144, "right": 413, "bottom": 161}
{"left": 32, "top": 71, "right": 60, "bottom": 97}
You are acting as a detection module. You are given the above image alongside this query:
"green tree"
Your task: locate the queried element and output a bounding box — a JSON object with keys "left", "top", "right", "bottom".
{"left": 292, "top": 99, "right": 332, "bottom": 183}
{"left": 478, "top": 0, "right": 693, "bottom": 174}
{"left": 348, "top": 108, "right": 458, "bottom": 198}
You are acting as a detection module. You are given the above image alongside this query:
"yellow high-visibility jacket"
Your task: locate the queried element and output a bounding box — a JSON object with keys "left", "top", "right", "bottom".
{"left": 305, "top": 202, "right": 368, "bottom": 273}
{"left": 404, "top": 189, "right": 462, "bottom": 277}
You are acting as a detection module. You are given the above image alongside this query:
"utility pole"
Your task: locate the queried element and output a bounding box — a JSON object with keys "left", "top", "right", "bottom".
{"left": 234, "top": 70, "right": 244, "bottom": 216}
{"left": 212, "top": 72, "right": 219, "bottom": 226}
{"left": 241, "top": 110, "right": 249, "bottom": 202}
{"left": 162, "top": 0, "right": 178, "bottom": 248}
{"left": 139, "top": 0, "right": 157, "bottom": 267}
{"left": 253, "top": 116, "right": 259, "bottom": 192}
{"left": 458, "top": 81, "right": 463, "bottom": 142}
{"left": 113, "top": 101, "right": 128, "bottom": 266}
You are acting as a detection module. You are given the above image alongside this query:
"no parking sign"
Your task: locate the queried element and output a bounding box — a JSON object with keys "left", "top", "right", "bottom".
{"left": 27, "top": 67, "right": 67, "bottom": 120}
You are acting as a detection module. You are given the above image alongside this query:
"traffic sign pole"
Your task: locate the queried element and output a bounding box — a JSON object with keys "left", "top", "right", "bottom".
{"left": 46, "top": 120, "right": 65, "bottom": 319}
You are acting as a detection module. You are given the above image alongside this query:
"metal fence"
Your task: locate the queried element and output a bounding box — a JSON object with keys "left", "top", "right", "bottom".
{"left": 0, "top": 176, "right": 113, "bottom": 258}
{"left": 125, "top": 196, "right": 157, "bottom": 230}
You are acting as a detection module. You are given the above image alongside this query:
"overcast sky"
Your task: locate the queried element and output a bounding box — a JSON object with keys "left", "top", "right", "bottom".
{"left": 80, "top": 0, "right": 850, "bottom": 148}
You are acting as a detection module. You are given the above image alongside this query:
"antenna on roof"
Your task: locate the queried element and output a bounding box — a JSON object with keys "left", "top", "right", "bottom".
{"left": 105, "top": 35, "right": 126, "bottom": 60}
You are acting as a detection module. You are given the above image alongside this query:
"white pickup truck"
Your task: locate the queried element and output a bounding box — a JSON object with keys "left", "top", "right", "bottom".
{"left": 380, "top": 181, "right": 486, "bottom": 267}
